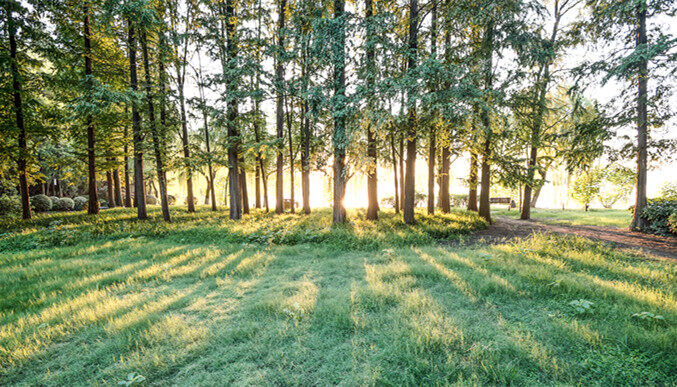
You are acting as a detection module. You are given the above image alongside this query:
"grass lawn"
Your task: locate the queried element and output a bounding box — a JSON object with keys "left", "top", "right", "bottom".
{"left": 492, "top": 208, "right": 632, "bottom": 228}
{"left": 1, "top": 207, "right": 675, "bottom": 385}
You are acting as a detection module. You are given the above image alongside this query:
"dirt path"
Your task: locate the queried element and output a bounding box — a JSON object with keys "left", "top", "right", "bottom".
{"left": 462, "top": 216, "right": 677, "bottom": 260}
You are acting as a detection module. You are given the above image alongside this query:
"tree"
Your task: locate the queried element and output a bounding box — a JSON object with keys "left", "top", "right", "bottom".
{"left": 570, "top": 166, "right": 603, "bottom": 210}
{"left": 597, "top": 165, "right": 635, "bottom": 208}
{"left": 275, "top": 0, "right": 286, "bottom": 214}
{"left": 577, "top": 0, "right": 676, "bottom": 230}
{"left": 332, "top": 0, "right": 347, "bottom": 224}
{"left": 402, "top": 0, "right": 419, "bottom": 225}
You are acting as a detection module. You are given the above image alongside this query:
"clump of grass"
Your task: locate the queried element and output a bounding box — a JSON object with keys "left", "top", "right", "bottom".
{"left": 0, "top": 207, "right": 486, "bottom": 252}
{"left": 492, "top": 208, "right": 631, "bottom": 228}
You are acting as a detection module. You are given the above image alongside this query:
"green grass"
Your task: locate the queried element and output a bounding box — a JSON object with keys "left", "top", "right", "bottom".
{"left": 492, "top": 208, "right": 632, "bottom": 228}
{"left": 1, "top": 207, "right": 675, "bottom": 385}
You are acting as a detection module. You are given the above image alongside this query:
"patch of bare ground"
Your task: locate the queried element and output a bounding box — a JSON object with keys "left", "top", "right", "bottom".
{"left": 453, "top": 216, "right": 677, "bottom": 260}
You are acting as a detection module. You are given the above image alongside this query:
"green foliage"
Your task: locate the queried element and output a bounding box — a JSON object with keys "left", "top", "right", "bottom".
{"left": 597, "top": 165, "right": 635, "bottom": 208}
{"left": 53, "top": 197, "right": 74, "bottom": 211}
{"left": 0, "top": 195, "right": 21, "bottom": 216}
{"left": 570, "top": 168, "right": 604, "bottom": 209}
{"left": 30, "top": 194, "right": 52, "bottom": 212}
{"left": 641, "top": 199, "right": 677, "bottom": 235}
{"left": 568, "top": 299, "right": 594, "bottom": 315}
{"left": 668, "top": 212, "right": 677, "bottom": 235}
{"left": 451, "top": 194, "right": 469, "bottom": 208}
{"left": 73, "top": 196, "right": 88, "bottom": 211}
{"left": 49, "top": 196, "right": 59, "bottom": 205}
{"left": 118, "top": 372, "right": 146, "bottom": 386}
{"left": 659, "top": 181, "right": 677, "bottom": 201}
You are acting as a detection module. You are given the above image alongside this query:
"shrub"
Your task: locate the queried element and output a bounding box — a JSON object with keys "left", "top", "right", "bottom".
{"left": 0, "top": 195, "right": 21, "bottom": 216}
{"left": 167, "top": 195, "right": 176, "bottom": 205}
{"left": 659, "top": 181, "right": 677, "bottom": 201}
{"left": 31, "top": 194, "right": 52, "bottom": 212}
{"left": 146, "top": 194, "right": 158, "bottom": 205}
{"left": 100, "top": 199, "right": 108, "bottom": 208}
{"left": 641, "top": 198, "right": 677, "bottom": 235}
{"left": 668, "top": 212, "right": 677, "bottom": 235}
{"left": 450, "top": 194, "right": 468, "bottom": 208}
{"left": 49, "top": 196, "right": 59, "bottom": 206}
{"left": 73, "top": 196, "right": 88, "bottom": 211}
{"left": 53, "top": 197, "right": 75, "bottom": 211}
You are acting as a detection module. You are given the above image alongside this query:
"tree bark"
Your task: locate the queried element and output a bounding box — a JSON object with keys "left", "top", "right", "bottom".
{"left": 255, "top": 165, "right": 261, "bottom": 209}
{"left": 5, "top": 2, "right": 31, "bottom": 219}
{"left": 477, "top": 21, "right": 494, "bottom": 223}
{"left": 391, "top": 133, "right": 399, "bottom": 213}
{"left": 106, "top": 169, "right": 116, "bottom": 207}
{"left": 365, "top": 0, "right": 378, "bottom": 220}
{"left": 203, "top": 105, "right": 217, "bottom": 211}
{"left": 225, "top": 0, "right": 241, "bottom": 220}
{"left": 239, "top": 156, "right": 249, "bottom": 214}
{"left": 128, "top": 20, "right": 146, "bottom": 219}
{"left": 177, "top": 56, "right": 194, "bottom": 212}
{"left": 426, "top": 1, "right": 437, "bottom": 216}
{"left": 630, "top": 0, "right": 649, "bottom": 231}
{"left": 123, "top": 109, "right": 132, "bottom": 207}
{"left": 84, "top": 2, "right": 99, "bottom": 215}
{"left": 439, "top": 145, "right": 450, "bottom": 212}
{"left": 467, "top": 152, "right": 478, "bottom": 211}
{"left": 275, "top": 0, "right": 286, "bottom": 214}
{"left": 285, "top": 94, "right": 295, "bottom": 213}
{"left": 113, "top": 164, "right": 123, "bottom": 207}
{"left": 141, "top": 32, "right": 170, "bottom": 222}
{"left": 402, "top": 0, "right": 419, "bottom": 224}
{"left": 332, "top": 0, "right": 347, "bottom": 224}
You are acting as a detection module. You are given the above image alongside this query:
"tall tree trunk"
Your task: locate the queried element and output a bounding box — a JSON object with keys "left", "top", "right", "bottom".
{"left": 531, "top": 177, "right": 544, "bottom": 208}
{"left": 113, "top": 164, "right": 123, "bottom": 207}
{"left": 285, "top": 95, "right": 295, "bottom": 213}
{"left": 439, "top": 145, "right": 450, "bottom": 212}
{"left": 141, "top": 32, "right": 170, "bottom": 222}
{"left": 467, "top": 152, "right": 478, "bottom": 211}
{"left": 630, "top": 1, "right": 649, "bottom": 231}
{"left": 106, "top": 170, "right": 115, "bottom": 207}
{"left": 521, "top": 2, "right": 561, "bottom": 220}
{"left": 391, "top": 133, "right": 400, "bottom": 213}
{"left": 365, "top": 0, "right": 378, "bottom": 220}
{"left": 203, "top": 106, "right": 217, "bottom": 211}
{"left": 399, "top": 132, "right": 405, "bottom": 210}
{"left": 402, "top": 0, "right": 419, "bottom": 224}
{"left": 5, "top": 2, "right": 31, "bottom": 219}
{"left": 255, "top": 165, "right": 261, "bottom": 209}
{"left": 301, "top": 100, "right": 311, "bottom": 214}
{"left": 204, "top": 175, "right": 210, "bottom": 204}
{"left": 123, "top": 109, "right": 132, "bottom": 207}
{"left": 275, "top": 0, "right": 286, "bottom": 214}
{"left": 477, "top": 21, "right": 494, "bottom": 223}
{"left": 426, "top": 1, "right": 437, "bottom": 216}
{"left": 225, "top": 0, "right": 241, "bottom": 220}
{"left": 239, "top": 156, "right": 249, "bottom": 214}
{"left": 128, "top": 21, "right": 146, "bottom": 218}
{"left": 332, "top": 0, "right": 347, "bottom": 224}
{"left": 177, "top": 62, "right": 194, "bottom": 212}
{"left": 84, "top": 2, "right": 99, "bottom": 215}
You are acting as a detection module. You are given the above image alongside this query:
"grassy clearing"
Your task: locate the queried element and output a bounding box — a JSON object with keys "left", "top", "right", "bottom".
{"left": 0, "top": 207, "right": 486, "bottom": 252}
{"left": 492, "top": 208, "right": 632, "bottom": 228}
{"left": 1, "top": 208, "right": 675, "bottom": 385}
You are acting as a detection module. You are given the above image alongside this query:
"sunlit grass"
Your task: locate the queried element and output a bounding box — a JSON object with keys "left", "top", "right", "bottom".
{"left": 492, "top": 208, "right": 632, "bottom": 228}
{"left": 0, "top": 209, "right": 674, "bottom": 384}
{"left": 0, "top": 206, "right": 486, "bottom": 252}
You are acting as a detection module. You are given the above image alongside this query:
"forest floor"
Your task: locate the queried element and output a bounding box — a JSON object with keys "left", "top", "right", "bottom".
{"left": 0, "top": 207, "right": 675, "bottom": 385}
{"left": 462, "top": 216, "right": 677, "bottom": 260}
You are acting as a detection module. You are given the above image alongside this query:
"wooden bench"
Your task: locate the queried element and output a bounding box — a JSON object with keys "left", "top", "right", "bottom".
{"left": 490, "top": 197, "right": 516, "bottom": 210}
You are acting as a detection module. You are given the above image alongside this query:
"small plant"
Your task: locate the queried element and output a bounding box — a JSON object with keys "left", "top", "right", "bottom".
{"left": 569, "top": 299, "right": 594, "bottom": 315}
{"left": 118, "top": 372, "right": 146, "bottom": 386}
{"left": 632, "top": 311, "right": 665, "bottom": 323}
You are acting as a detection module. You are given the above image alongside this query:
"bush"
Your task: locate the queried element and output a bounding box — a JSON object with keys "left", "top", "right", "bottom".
{"left": 53, "top": 197, "right": 75, "bottom": 211}
{"left": 31, "top": 194, "right": 52, "bottom": 212}
{"left": 641, "top": 198, "right": 677, "bottom": 235}
{"left": 146, "top": 194, "right": 158, "bottom": 205}
{"left": 450, "top": 194, "right": 468, "bottom": 208}
{"left": 668, "top": 212, "right": 677, "bottom": 235}
{"left": 49, "top": 196, "right": 59, "bottom": 206}
{"left": 0, "top": 195, "right": 21, "bottom": 216}
{"left": 100, "top": 199, "right": 108, "bottom": 208}
{"left": 73, "top": 196, "right": 88, "bottom": 211}
{"left": 167, "top": 195, "right": 176, "bottom": 205}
